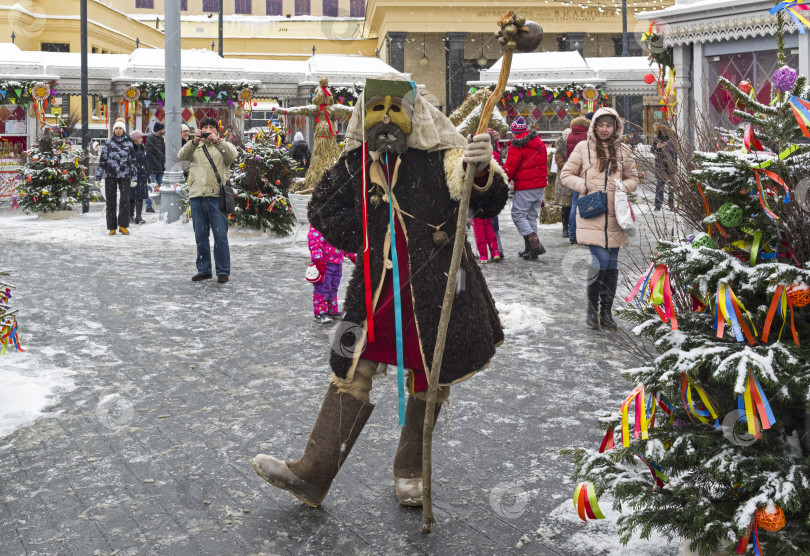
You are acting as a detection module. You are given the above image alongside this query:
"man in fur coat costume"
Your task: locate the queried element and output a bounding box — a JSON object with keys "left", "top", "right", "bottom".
{"left": 252, "top": 76, "right": 508, "bottom": 508}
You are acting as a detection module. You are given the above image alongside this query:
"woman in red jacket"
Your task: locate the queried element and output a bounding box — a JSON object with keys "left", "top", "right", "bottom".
{"left": 504, "top": 117, "right": 548, "bottom": 259}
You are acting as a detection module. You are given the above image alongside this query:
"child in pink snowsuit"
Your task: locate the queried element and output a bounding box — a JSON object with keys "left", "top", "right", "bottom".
{"left": 471, "top": 135, "right": 503, "bottom": 264}
{"left": 308, "top": 225, "right": 355, "bottom": 323}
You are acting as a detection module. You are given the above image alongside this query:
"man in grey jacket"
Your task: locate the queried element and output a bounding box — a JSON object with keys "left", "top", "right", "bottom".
{"left": 177, "top": 117, "right": 238, "bottom": 283}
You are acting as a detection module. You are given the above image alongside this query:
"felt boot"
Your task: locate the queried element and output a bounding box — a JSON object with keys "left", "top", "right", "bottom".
{"left": 600, "top": 268, "right": 619, "bottom": 331}
{"left": 393, "top": 395, "right": 443, "bottom": 506}
{"left": 586, "top": 273, "right": 601, "bottom": 330}
{"left": 521, "top": 233, "right": 546, "bottom": 260}
{"left": 252, "top": 383, "right": 374, "bottom": 507}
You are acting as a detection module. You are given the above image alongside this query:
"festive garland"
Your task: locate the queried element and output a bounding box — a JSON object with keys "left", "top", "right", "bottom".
{"left": 132, "top": 81, "right": 259, "bottom": 108}
{"left": 0, "top": 79, "right": 58, "bottom": 105}
{"left": 325, "top": 86, "right": 363, "bottom": 106}
{"left": 478, "top": 82, "right": 609, "bottom": 107}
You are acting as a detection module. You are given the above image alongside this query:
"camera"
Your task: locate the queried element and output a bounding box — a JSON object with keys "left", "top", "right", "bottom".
{"left": 200, "top": 131, "right": 211, "bottom": 138}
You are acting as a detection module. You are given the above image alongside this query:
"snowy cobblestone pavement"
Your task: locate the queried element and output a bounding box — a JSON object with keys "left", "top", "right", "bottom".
{"left": 0, "top": 203, "right": 680, "bottom": 555}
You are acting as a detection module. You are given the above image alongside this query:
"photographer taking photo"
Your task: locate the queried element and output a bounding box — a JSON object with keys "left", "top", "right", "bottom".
{"left": 177, "top": 117, "right": 238, "bottom": 283}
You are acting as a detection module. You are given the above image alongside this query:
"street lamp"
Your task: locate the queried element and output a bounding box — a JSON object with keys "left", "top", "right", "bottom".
{"left": 621, "top": 0, "right": 630, "bottom": 123}
{"left": 211, "top": 41, "right": 215, "bottom": 51}
{"left": 312, "top": 45, "right": 316, "bottom": 56}
{"left": 10, "top": 31, "right": 15, "bottom": 44}
{"left": 135, "top": 37, "right": 140, "bottom": 48}
{"left": 419, "top": 35, "right": 430, "bottom": 67}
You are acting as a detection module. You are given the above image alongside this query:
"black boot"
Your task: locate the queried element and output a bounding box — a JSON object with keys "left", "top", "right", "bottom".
{"left": 561, "top": 206, "right": 571, "bottom": 238}
{"left": 586, "top": 271, "right": 602, "bottom": 330}
{"left": 521, "top": 232, "right": 546, "bottom": 260}
{"left": 600, "top": 268, "right": 619, "bottom": 331}
{"left": 518, "top": 235, "right": 530, "bottom": 258}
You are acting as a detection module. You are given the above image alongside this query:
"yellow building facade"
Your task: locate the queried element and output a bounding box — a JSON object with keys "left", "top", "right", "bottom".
{"left": 0, "top": 0, "right": 673, "bottom": 112}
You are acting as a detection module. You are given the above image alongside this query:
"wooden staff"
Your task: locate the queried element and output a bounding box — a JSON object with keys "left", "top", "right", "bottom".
{"left": 421, "top": 11, "right": 543, "bottom": 532}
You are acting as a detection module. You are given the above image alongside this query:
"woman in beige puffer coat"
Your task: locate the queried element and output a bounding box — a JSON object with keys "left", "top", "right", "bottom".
{"left": 560, "top": 107, "right": 638, "bottom": 331}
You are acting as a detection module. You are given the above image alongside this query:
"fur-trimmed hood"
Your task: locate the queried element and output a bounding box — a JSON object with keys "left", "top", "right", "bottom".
{"left": 570, "top": 116, "right": 591, "bottom": 130}
{"left": 510, "top": 130, "right": 538, "bottom": 148}
{"left": 587, "top": 107, "right": 624, "bottom": 146}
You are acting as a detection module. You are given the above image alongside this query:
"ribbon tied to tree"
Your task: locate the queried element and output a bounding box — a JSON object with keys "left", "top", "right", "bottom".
{"left": 714, "top": 282, "right": 758, "bottom": 345}
{"left": 625, "top": 263, "right": 678, "bottom": 330}
{"left": 770, "top": 1, "right": 810, "bottom": 33}
{"left": 680, "top": 372, "right": 719, "bottom": 427}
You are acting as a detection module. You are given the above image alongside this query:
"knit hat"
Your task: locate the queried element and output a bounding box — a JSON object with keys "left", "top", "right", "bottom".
{"left": 112, "top": 118, "right": 126, "bottom": 132}
{"left": 153, "top": 121, "right": 165, "bottom": 132}
{"left": 181, "top": 123, "right": 190, "bottom": 133}
{"left": 510, "top": 116, "right": 527, "bottom": 134}
{"left": 585, "top": 112, "right": 595, "bottom": 120}
{"left": 130, "top": 130, "right": 145, "bottom": 141}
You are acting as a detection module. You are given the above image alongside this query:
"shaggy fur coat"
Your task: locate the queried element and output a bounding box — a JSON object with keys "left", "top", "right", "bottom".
{"left": 308, "top": 147, "right": 508, "bottom": 386}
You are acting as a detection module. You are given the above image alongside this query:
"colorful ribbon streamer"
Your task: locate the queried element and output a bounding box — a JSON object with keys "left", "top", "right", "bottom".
{"left": 573, "top": 482, "right": 605, "bottom": 521}
{"left": 749, "top": 146, "right": 796, "bottom": 220}
{"left": 695, "top": 181, "right": 729, "bottom": 238}
{"left": 635, "top": 451, "right": 669, "bottom": 488}
{"left": 384, "top": 153, "right": 406, "bottom": 427}
{"left": 771, "top": 1, "right": 810, "bottom": 34}
{"left": 738, "top": 366, "right": 775, "bottom": 438}
{"left": 742, "top": 125, "right": 763, "bottom": 154}
{"left": 737, "top": 512, "right": 763, "bottom": 555}
{"left": 0, "top": 317, "right": 24, "bottom": 355}
{"left": 625, "top": 263, "right": 678, "bottom": 330}
{"left": 360, "top": 102, "right": 374, "bottom": 342}
{"left": 680, "top": 373, "right": 719, "bottom": 427}
{"left": 714, "top": 283, "right": 758, "bottom": 345}
{"left": 316, "top": 104, "right": 335, "bottom": 137}
{"left": 762, "top": 284, "right": 800, "bottom": 345}
{"left": 789, "top": 95, "right": 810, "bottom": 137}
{"left": 619, "top": 384, "right": 649, "bottom": 447}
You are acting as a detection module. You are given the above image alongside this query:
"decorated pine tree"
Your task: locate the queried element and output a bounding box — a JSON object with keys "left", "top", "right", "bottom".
{"left": 16, "top": 128, "right": 90, "bottom": 213}
{"left": 0, "top": 273, "right": 23, "bottom": 355}
{"left": 229, "top": 133, "right": 297, "bottom": 235}
{"left": 567, "top": 11, "right": 810, "bottom": 555}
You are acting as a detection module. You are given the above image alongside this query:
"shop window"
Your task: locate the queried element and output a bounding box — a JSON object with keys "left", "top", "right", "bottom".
{"left": 350, "top": 0, "right": 364, "bottom": 17}
{"left": 557, "top": 33, "right": 584, "bottom": 55}
{"left": 323, "top": 0, "right": 338, "bottom": 17}
{"left": 135, "top": 0, "right": 154, "bottom": 7}
{"left": 612, "top": 38, "right": 642, "bottom": 57}
{"left": 235, "top": 0, "right": 251, "bottom": 13}
{"left": 266, "top": 0, "right": 282, "bottom": 15}
{"left": 202, "top": 0, "right": 218, "bottom": 12}
{"left": 295, "top": 0, "right": 310, "bottom": 16}
{"left": 41, "top": 43, "right": 70, "bottom": 52}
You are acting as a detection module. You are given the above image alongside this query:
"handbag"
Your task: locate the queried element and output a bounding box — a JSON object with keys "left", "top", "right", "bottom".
{"left": 201, "top": 144, "right": 235, "bottom": 215}
{"left": 577, "top": 162, "right": 610, "bottom": 219}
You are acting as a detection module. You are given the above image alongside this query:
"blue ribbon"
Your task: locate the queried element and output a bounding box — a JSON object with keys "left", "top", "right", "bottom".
{"left": 385, "top": 154, "right": 406, "bottom": 427}
{"left": 724, "top": 286, "right": 745, "bottom": 342}
{"left": 771, "top": 2, "right": 807, "bottom": 34}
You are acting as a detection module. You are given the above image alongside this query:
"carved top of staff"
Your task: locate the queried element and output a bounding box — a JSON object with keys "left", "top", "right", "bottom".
{"left": 494, "top": 11, "right": 543, "bottom": 53}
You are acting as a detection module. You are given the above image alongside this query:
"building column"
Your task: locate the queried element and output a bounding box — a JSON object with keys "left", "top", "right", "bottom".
{"left": 799, "top": 30, "right": 810, "bottom": 78}
{"left": 388, "top": 32, "right": 406, "bottom": 73}
{"left": 446, "top": 32, "right": 466, "bottom": 113}
{"left": 692, "top": 41, "right": 708, "bottom": 145}
{"left": 673, "top": 44, "right": 693, "bottom": 146}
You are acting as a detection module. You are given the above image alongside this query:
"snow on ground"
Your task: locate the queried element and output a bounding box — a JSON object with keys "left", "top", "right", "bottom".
{"left": 0, "top": 349, "right": 76, "bottom": 439}
{"left": 538, "top": 496, "right": 681, "bottom": 555}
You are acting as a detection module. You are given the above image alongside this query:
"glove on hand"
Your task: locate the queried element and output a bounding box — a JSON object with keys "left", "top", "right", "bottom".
{"left": 95, "top": 180, "right": 101, "bottom": 189}
{"left": 463, "top": 133, "right": 493, "bottom": 172}
{"left": 314, "top": 259, "right": 327, "bottom": 275}
{"left": 347, "top": 253, "right": 357, "bottom": 264}
{"left": 130, "top": 181, "right": 137, "bottom": 188}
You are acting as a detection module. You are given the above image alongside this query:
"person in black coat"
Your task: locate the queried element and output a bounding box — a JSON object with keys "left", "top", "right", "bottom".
{"left": 129, "top": 130, "right": 150, "bottom": 224}
{"left": 252, "top": 77, "right": 508, "bottom": 510}
{"left": 289, "top": 131, "right": 311, "bottom": 169}
{"left": 146, "top": 121, "right": 166, "bottom": 188}
{"left": 95, "top": 118, "right": 136, "bottom": 234}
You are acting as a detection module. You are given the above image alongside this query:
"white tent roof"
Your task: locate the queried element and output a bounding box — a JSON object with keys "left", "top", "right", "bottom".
{"left": 0, "top": 44, "right": 400, "bottom": 98}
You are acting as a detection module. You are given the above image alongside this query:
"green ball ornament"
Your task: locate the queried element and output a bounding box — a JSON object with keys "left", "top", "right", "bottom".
{"left": 692, "top": 232, "right": 718, "bottom": 250}
{"left": 717, "top": 203, "right": 743, "bottom": 227}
